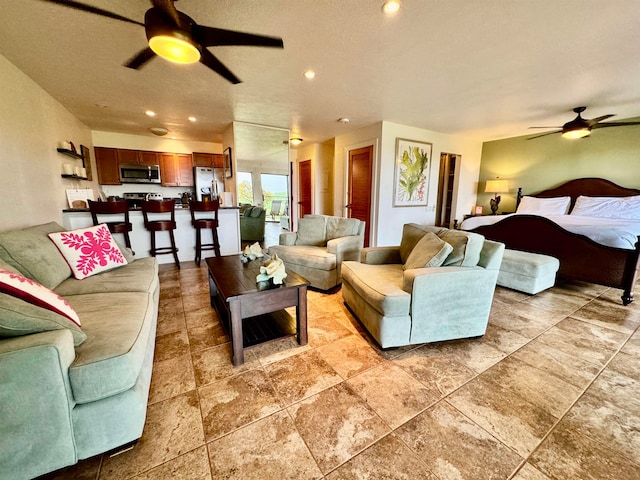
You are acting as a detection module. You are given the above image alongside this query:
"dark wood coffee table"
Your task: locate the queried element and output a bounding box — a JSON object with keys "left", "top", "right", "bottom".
{"left": 205, "top": 255, "right": 309, "bottom": 366}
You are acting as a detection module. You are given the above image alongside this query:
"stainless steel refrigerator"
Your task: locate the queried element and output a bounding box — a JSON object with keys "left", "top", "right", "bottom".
{"left": 193, "top": 167, "right": 224, "bottom": 201}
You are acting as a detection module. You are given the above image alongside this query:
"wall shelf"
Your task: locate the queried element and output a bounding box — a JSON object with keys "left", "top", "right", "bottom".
{"left": 57, "top": 148, "right": 84, "bottom": 160}
{"left": 61, "top": 174, "right": 88, "bottom": 180}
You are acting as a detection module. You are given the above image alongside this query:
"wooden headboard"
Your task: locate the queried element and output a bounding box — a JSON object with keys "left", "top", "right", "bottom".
{"left": 515, "top": 178, "right": 640, "bottom": 210}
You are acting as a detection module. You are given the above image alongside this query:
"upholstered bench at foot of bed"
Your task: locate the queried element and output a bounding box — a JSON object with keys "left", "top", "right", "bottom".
{"left": 497, "top": 249, "right": 559, "bottom": 295}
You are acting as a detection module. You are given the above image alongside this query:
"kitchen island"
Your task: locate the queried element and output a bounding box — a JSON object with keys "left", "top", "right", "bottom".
{"left": 62, "top": 206, "right": 241, "bottom": 264}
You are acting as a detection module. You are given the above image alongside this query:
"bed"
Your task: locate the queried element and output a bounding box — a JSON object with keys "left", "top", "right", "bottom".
{"left": 461, "top": 178, "right": 640, "bottom": 305}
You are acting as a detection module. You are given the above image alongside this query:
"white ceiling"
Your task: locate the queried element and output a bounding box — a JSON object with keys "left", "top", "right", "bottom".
{"left": 0, "top": 0, "right": 639, "bottom": 144}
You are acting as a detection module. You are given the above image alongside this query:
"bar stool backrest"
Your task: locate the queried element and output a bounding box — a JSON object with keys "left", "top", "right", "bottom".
{"left": 88, "top": 199, "right": 129, "bottom": 225}
{"left": 141, "top": 199, "right": 176, "bottom": 226}
{"left": 189, "top": 199, "right": 219, "bottom": 224}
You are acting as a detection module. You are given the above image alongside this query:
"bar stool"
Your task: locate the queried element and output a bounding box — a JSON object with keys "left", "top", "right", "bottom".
{"left": 190, "top": 199, "right": 221, "bottom": 266}
{"left": 141, "top": 199, "right": 180, "bottom": 268}
{"left": 88, "top": 199, "right": 132, "bottom": 250}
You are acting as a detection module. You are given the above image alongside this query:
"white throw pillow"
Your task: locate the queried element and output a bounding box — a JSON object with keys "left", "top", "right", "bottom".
{"left": 516, "top": 196, "right": 571, "bottom": 215}
{"left": 571, "top": 195, "right": 640, "bottom": 220}
{"left": 48, "top": 224, "right": 128, "bottom": 280}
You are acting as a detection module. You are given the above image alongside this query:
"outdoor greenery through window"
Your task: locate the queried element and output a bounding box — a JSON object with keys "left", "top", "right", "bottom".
{"left": 237, "top": 172, "right": 253, "bottom": 205}
{"left": 262, "top": 174, "right": 288, "bottom": 221}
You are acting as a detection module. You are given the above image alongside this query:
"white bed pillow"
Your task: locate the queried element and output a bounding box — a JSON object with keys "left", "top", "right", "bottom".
{"left": 516, "top": 196, "right": 571, "bottom": 215}
{"left": 571, "top": 195, "right": 640, "bottom": 220}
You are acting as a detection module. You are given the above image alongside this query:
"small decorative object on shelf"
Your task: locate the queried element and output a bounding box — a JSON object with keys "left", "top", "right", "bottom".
{"left": 256, "top": 254, "right": 287, "bottom": 285}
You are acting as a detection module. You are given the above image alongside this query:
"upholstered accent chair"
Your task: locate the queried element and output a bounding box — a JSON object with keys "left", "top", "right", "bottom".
{"left": 268, "top": 215, "right": 365, "bottom": 290}
{"left": 239, "top": 205, "right": 266, "bottom": 243}
{"left": 341, "top": 223, "right": 505, "bottom": 348}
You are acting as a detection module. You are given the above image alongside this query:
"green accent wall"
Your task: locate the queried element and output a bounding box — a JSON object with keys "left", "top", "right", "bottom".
{"left": 477, "top": 118, "right": 640, "bottom": 214}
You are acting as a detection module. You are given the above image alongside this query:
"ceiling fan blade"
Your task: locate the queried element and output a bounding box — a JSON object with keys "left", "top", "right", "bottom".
{"left": 592, "top": 121, "right": 640, "bottom": 128}
{"left": 195, "top": 26, "right": 284, "bottom": 48}
{"left": 124, "top": 47, "right": 156, "bottom": 69}
{"left": 200, "top": 49, "right": 241, "bottom": 84}
{"left": 41, "top": 0, "right": 144, "bottom": 26}
{"left": 588, "top": 114, "right": 616, "bottom": 125}
{"left": 150, "top": 0, "right": 181, "bottom": 27}
{"left": 527, "top": 130, "right": 562, "bottom": 140}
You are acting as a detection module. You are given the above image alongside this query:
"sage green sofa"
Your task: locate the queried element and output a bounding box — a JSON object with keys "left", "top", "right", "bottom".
{"left": 0, "top": 222, "right": 159, "bottom": 480}
{"left": 342, "top": 223, "right": 504, "bottom": 348}
{"left": 268, "top": 215, "right": 365, "bottom": 290}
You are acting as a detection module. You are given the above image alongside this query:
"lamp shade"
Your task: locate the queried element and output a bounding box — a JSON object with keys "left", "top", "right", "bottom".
{"left": 485, "top": 179, "right": 509, "bottom": 193}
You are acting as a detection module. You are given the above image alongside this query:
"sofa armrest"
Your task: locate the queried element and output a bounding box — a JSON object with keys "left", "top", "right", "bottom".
{"left": 327, "top": 235, "right": 365, "bottom": 280}
{"left": 0, "top": 330, "right": 77, "bottom": 478}
{"left": 279, "top": 231, "right": 297, "bottom": 246}
{"left": 360, "top": 246, "right": 402, "bottom": 265}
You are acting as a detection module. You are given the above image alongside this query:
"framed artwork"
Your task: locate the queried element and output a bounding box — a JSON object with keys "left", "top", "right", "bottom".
{"left": 223, "top": 147, "right": 232, "bottom": 178}
{"left": 474, "top": 205, "right": 484, "bottom": 215}
{"left": 393, "top": 138, "right": 432, "bottom": 207}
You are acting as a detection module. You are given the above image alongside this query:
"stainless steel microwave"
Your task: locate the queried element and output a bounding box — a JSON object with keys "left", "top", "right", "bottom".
{"left": 119, "top": 164, "right": 161, "bottom": 184}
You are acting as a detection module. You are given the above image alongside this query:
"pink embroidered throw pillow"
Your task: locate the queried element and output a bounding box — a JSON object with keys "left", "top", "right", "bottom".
{"left": 0, "top": 269, "right": 81, "bottom": 327}
{"left": 48, "top": 224, "right": 128, "bottom": 280}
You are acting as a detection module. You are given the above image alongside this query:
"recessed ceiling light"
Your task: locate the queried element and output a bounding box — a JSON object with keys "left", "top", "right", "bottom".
{"left": 338, "top": 118, "right": 350, "bottom": 124}
{"left": 145, "top": 110, "right": 156, "bottom": 117}
{"left": 188, "top": 116, "right": 197, "bottom": 122}
{"left": 303, "top": 70, "right": 316, "bottom": 80}
{"left": 382, "top": 0, "right": 400, "bottom": 14}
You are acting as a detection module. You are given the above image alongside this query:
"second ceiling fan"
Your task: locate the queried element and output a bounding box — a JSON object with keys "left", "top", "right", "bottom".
{"left": 42, "top": 0, "right": 284, "bottom": 84}
{"left": 528, "top": 106, "right": 640, "bottom": 140}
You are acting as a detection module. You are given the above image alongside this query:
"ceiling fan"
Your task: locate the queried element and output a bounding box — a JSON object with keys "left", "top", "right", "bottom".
{"left": 40, "top": 0, "right": 284, "bottom": 84}
{"left": 528, "top": 106, "right": 640, "bottom": 140}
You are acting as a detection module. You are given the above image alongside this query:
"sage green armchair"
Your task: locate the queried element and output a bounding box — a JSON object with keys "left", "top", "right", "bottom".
{"left": 341, "top": 224, "right": 504, "bottom": 348}
{"left": 239, "top": 205, "right": 266, "bottom": 242}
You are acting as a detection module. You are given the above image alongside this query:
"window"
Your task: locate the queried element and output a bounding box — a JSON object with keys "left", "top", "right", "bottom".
{"left": 261, "top": 174, "right": 289, "bottom": 220}
{"left": 237, "top": 171, "right": 253, "bottom": 205}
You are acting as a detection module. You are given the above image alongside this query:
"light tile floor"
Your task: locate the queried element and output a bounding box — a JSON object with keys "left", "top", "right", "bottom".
{"left": 41, "top": 263, "right": 640, "bottom": 480}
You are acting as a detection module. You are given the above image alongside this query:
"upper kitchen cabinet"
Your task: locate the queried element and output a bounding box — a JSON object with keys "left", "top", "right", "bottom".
{"left": 94, "top": 147, "right": 121, "bottom": 185}
{"left": 117, "top": 149, "right": 159, "bottom": 165}
{"left": 160, "top": 153, "right": 194, "bottom": 187}
{"left": 193, "top": 152, "right": 224, "bottom": 168}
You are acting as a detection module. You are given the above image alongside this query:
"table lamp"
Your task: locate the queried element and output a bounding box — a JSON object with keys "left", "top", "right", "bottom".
{"left": 485, "top": 179, "right": 509, "bottom": 214}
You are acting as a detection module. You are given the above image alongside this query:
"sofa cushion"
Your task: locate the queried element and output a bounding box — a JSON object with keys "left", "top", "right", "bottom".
{"left": 66, "top": 291, "right": 156, "bottom": 404}
{"left": 326, "top": 217, "right": 360, "bottom": 240}
{"left": 0, "top": 277, "right": 86, "bottom": 346}
{"left": 403, "top": 233, "right": 453, "bottom": 270}
{"left": 0, "top": 222, "right": 71, "bottom": 289}
{"left": 438, "top": 229, "right": 485, "bottom": 267}
{"left": 295, "top": 216, "right": 327, "bottom": 246}
{"left": 269, "top": 245, "right": 336, "bottom": 271}
{"left": 341, "top": 262, "right": 410, "bottom": 316}
{"left": 399, "top": 223, "right": 448, "bottom": 263}
{"left": 48, "top": 224, "right": 128, "bottom": 280}
{"left": 55, "top": 257, "right": 158, "bottom": 296}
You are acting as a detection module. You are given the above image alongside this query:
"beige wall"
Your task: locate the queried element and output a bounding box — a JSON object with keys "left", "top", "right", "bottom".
{"left": 0, "top": 53, "right": 96, "bottom": 231}
{"left": 478, "top": 122, "right": 640, "bottom": 213}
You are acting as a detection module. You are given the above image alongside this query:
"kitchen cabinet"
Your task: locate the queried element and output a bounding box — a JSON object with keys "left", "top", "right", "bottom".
{"left": 193, "top": 152, "right": 223, "bottom": 168}
{"left": 117, "top": 149, "right": 159, "bottom": 165}
{"left": 94, "top": 147, "right": 121, "bottom": 185}
{"left": 160, "top": 153, "right": 194, "bottom": 187}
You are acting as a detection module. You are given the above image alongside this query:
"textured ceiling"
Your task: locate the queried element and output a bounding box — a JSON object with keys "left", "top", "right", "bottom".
{"left": 0, "top": 0, "right": 638, "bottom": 144}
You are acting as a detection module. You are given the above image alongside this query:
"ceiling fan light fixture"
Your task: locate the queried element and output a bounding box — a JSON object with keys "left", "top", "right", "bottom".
{"left": 149, "top": 34, "right": 201, "bottom": 64}
{"left": 562, "top": 127, "right": 591, "bottom": 139}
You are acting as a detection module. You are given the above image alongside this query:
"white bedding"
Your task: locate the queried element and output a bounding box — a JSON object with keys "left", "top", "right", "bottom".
{"left": 460, "top": 214, "right": 640, "bottom": 249}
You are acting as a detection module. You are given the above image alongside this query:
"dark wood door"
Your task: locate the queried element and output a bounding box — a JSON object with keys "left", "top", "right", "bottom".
{"left": 348, "top": 146, "right": 373, "bottom": 247}
{"left": 298, "top": 160, "right": 312, "bottom": 218}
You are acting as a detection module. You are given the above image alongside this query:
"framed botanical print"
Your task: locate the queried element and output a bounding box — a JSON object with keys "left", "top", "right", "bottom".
{"left": 393, "top": 138, "right": 432, "bottom": 207}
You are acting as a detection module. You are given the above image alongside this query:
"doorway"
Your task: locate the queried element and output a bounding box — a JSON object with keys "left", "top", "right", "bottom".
{"left": 347, "top": 146, "right": 373, "bottom": 247}
{"left": 298, "top": 159, "right": 312, "bottom": 218}
{"left": 435, "top": 153, "right": 461, "bottom": 228}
